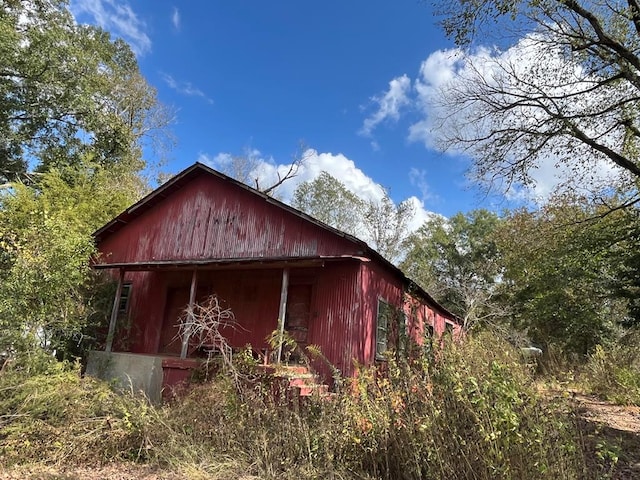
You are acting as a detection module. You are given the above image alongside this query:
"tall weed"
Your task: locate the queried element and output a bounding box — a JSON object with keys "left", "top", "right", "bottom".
{"left": 0, "top": 360, "right": 154, "bottom": 465}
{"left": 0, "top": 334, "right": 586, "bottom": 479}
{"left": 151, "top": 333, "right": 584, "bottom": 479}
{"left": 582, "top": 330, "right": 640, "bottom": 405}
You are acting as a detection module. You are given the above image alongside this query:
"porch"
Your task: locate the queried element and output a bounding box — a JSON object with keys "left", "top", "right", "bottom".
{"left": 88, "top": 256, "right": 362, "bottom": 400}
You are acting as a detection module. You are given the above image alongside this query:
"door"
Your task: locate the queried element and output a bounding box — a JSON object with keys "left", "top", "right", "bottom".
{"left": 285, "top": 284, "right": 312, "bottom": 347}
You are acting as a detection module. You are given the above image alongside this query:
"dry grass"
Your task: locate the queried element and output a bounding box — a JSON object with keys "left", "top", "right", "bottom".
{"left": 0, "top": 335, "right": 602, "bottom": 479}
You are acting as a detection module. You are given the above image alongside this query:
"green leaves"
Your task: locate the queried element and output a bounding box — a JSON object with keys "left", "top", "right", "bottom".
{"left": 292, "top": 171, "right": 365, "bottom": 236}
{"left": 0, "top": 164, "right": 141, "bottom": 360}
{"left": 402, "top": 209, "right": 503, "bottom": 328}
{"left": 0, "top": 0, "right": 169, "bottom": 182}
{"left": 292, "top": 171, "right": 414, "bottom": 262}
{"left": 496, "top": 195, "right": 632, "bottom": 354}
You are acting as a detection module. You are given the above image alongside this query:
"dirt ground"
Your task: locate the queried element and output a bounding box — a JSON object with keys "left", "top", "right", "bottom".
{"left": 571, "top": 393, "right": 640, "bottom": 480}
{"left": 0, "top": 464, "right": 183, "bottom": 480}
{"left": 2, "top": 393, "right": 640, "bottom": 480}
{"left": 0, "top": 464, "right": 262, "bottom": 480}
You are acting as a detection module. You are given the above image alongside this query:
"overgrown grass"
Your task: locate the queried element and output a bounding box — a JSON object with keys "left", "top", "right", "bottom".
{"left": 579, "top": 329, "right": 640, "bottom": 406}
{"left": 0, "top": 359, "right": 154, "bottom": 465}
{"left": 0, "top": 334, "right": 588, "bottom": 479}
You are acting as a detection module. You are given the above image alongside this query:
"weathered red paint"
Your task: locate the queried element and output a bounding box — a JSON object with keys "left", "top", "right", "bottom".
{"left": 161, "top": 357, "right": 200, "bottom": 399}
{"left": 97, "top": 173, "right": 363, "bottom": 264}
{"left": 94, "top": 163, "right": 459, "bottom": 390}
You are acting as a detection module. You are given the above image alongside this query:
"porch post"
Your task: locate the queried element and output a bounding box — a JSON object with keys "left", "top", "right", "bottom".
{"left": 181, "top": 268, "right": 198, "bottom": 359}
{"left": 105, "top": 268, "right": 124, "bottom": 353}
{"left": 276, "top": 268, "right": 289, "bottom": 364}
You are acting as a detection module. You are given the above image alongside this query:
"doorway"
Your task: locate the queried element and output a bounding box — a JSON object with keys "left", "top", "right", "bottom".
{"left": 285, "top": 283, "right": 313, "bottom": 348}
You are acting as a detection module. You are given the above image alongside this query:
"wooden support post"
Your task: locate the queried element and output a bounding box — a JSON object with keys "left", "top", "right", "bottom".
{"left": 181, "top": 269, "right": 198, "bottom": 359}
{"left": 105, "top": 268, "right": 124, "bottom": 353}
{"left": 276, "top": 268, "right": 289, "bottom": 364}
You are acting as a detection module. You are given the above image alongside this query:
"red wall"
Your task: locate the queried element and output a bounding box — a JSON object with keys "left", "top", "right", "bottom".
{"left": 113, "top": 262, "right": 365, "bottom": 380}
{"left": 98, "top": 174, "right": 362, "bottom": 264}
{"left": 307, "top": 261, "right": 362, "bottom": 380}
{"left": 115, "top": 268, "right": 283, "bottom": 355}
{"left": 360, "top": 261, "right": 456, "bottom": 361}
{"left": 360, "top": 261, "right": 403, "bottom": 365}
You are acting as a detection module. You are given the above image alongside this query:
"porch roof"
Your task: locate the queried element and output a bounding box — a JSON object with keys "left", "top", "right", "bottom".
{"left": 91, "top": 254, "right": 369, "bottom": 271}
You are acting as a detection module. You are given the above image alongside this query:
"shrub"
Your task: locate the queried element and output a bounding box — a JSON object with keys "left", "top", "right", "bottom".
{"left": 0, "top": 334, "right": 586, "bottom": 479}
{"left": 582, "top": 331, "right": 640, "bottom": 405}
{"left": 329, "top": 333, "right": 583, "bottom": 480}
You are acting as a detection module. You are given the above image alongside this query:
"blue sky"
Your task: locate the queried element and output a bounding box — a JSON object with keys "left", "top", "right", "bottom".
{"left": 70, "top": 0, "right": 495, "bottom": 222}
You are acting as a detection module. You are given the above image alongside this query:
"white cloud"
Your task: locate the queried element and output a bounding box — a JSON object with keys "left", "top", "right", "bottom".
{"left": 368, "top": 35, "right": 627, "bottom": 202}
{"left": 408, "top": 48, "right": 468, "bottom": 150}
{"left": 409, "top": 167, "right": 436, "bottom": 204}
{"left": 200, "top": 149, "right": 384, "bottom": 203}
{"left": 199, "top": 148, "right": 436, "bottom": 237}
{"left": 360, "top": 74, "right": 411, "bottom": 138}
{"left": 70, "top": 0, "right": 151, "bottom": 56}
{"left": 161, "top": 73, "right": 213, "bottom": 105}
{"left": 171, "top": 7, "right": 180, "bottom": 30}
{"left": 406, "top": 196, "right": 440, "bottom": 233}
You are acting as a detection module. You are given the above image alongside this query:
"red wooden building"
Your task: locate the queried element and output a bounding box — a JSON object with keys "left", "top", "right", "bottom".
{"left": 89, "top": 163, "right": 459, "bottom": 398}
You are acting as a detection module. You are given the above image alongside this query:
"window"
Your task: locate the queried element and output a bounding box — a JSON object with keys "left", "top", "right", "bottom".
{"left": 376, "top": 299, "right": 393, "bottom": 360}
{"left": 118, "top": 283, "right": 132, "bottom": 314}
{"left": 444, "top": 322, "right": 454, "bottom": 336}
{"left": 422, "top": 323, "right": 435, "bottom": 355}
{"left": 426, "top": 324, "right": 435, "bottom": 338}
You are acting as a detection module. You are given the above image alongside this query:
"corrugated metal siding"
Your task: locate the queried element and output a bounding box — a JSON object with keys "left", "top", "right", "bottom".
{"left": 115, "top": 268, "right": 283, "bottom": 355}
{"left": 403, "top": 295, "right": 449, "bottom": 344}
{"left": 98, "top": 175, "right": 361, "bottom": 264}
{"left": 111, "top": 270, "right": 158, "bottom": 353}
{"left": 307, "top": 262, "right": 362, "bottom": 379}
{"left": 360, "top": 262, "right": 454, "bottom": 359}
{"left": 360, "top": 261, "right": 403, "bottom": 364}
{"left": 113, "top": 263, "right": 364, "bottom": 381}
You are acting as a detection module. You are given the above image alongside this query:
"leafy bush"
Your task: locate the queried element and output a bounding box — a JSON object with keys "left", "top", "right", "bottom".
{"left": 331, "top": 333, "right": 582, "bottom": 480}
{"left": 151, "top": 333, "right": 584, "bottom": 479}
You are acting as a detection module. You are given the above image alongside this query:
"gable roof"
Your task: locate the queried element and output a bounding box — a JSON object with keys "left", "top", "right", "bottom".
{"left": 93, "top": 162, "right": 458, "bottom": 320}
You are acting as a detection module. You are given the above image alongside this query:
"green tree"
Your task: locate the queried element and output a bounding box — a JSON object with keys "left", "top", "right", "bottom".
{"left": 595, "top": 204, "right": 640, "bottom": 327}
{"left": 292, "top": 171, "right": 414, "bottom": 262}
{"left": 0, "top": 0, "right": 170, "bottom": 183}
{"left": 363, "top": 194, "right": 415, "bottom": 264}
{"left": 496, "top": 196, "right": 629, "bottom": 355}
{"left": 0, "top": 162, "right": 141, "bottom": 362}
{"left": 402, "top": 210, "right": 504, "bottom": 329}
{"left": 434, "top": 0, "right": 640, "bottom": 205}
{"left": 292, "top": 171, "right": 366, "bottom": 236}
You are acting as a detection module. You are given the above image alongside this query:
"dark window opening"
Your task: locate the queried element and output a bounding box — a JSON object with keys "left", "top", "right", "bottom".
{"left": 445, "top": 322, "right": 454, "bottom": 335}
{"left": 118, "top": 283, "right": 132, "bottom": 314}
{"left": 376, "top": 299, "right": 394, "bottom": 360}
